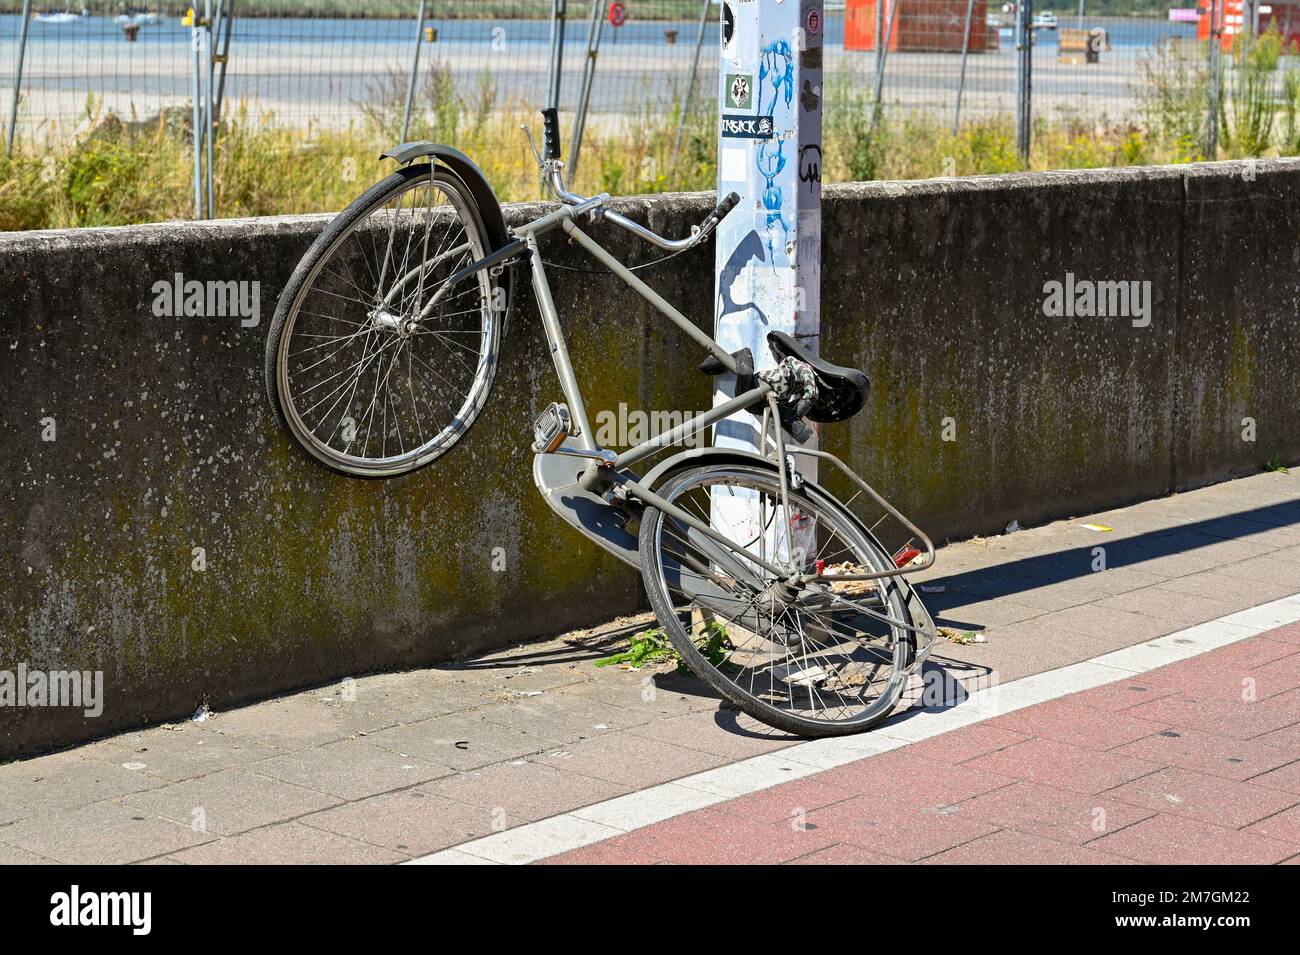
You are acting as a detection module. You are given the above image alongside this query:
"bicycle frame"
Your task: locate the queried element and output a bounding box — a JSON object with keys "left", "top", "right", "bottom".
{"left": 439, "top": 186, "right": 934, "bottom": 591}
{"left": 266, "top": 139, "right": 941, "bottom": 728}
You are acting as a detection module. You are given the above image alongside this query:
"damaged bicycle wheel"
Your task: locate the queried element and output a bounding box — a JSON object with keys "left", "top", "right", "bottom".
{"left": 265, "top": 163, "right": 503, "bottom": 477}
{"left": 638, "top": 464, "right": 915, "bottom": 737}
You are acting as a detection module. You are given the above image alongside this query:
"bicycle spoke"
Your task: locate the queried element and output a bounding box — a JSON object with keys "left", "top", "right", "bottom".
{"left": 276, "top": 168, "right": 500, "bottom": 474}
{"left": 646, "top": 467, "right": 910, "bottom": 731}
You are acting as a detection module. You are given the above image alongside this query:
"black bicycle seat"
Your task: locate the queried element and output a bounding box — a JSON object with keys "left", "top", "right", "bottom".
{"left": 767, "top": 331, "right": 869, "bottom": 423}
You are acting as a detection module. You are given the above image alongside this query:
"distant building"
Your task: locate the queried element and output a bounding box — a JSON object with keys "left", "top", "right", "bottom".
{"left": 1198, "top": 1, "right": 1300, "bottom": 50}
{"left": 845, "top": 0, "right": 996, "bottom": 53}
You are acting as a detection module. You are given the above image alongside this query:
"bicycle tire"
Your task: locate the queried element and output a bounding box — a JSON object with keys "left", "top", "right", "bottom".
{"left": 264, "top": 162, "right": 503, "bottom": 478}
{"left": 638, "top": 463, "right": 913, "bottom": 737}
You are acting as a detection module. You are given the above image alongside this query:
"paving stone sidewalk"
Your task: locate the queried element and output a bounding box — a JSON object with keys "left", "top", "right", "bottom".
{"left": 1, "top": 471, "right": 1298, "bottom": 864}
{"left": 545, "top": 624, "right": 1300, "bottom": 865}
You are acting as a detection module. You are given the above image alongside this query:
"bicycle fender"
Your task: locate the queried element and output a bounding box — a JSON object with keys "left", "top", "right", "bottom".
{"left": 642, "top": 447, "right": 788, "bottom": 495}
{"left": 641, "top": 446, "right": 932, "bottom": 668}
{"left": 380, "top": 142, "right": 515, "bottom": 327}
{"left": 641, "top": 446, "right": 868, "bottom": 550}
{"left": 380, "top": 143, "right": 509, "bottom": 250}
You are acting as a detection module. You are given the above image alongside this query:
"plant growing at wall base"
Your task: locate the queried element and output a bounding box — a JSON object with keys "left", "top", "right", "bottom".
{"left": 594, "top": 628, "right": 676, "bottom": 668}
{"left": 593, "top": 620, "right": 736, "bottom": 675}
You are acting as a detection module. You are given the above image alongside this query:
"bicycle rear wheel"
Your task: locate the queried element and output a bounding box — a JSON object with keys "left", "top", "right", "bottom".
{"left": 264, "top": 163, "right": 504, "bottom": 477}
{"left": 638, "top": 464, "right": 914, "bottom": 737}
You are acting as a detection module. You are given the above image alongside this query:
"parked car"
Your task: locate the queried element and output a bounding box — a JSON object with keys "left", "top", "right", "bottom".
{"left": 1033, "top": 11, "right": 1059, "bottom": 29}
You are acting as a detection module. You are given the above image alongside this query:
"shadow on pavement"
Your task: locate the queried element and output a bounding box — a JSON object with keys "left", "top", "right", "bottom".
{"left": 927, "top": 500, "right": 1300, "bottom": 615}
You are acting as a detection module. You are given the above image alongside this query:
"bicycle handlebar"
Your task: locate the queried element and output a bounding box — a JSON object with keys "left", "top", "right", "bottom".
{"left": 571, "top": 183, "right": 742, "bottom": 253}
{"left": 713, "top": 190, "right": 741, "bottom": 221}
{"left": 540, "top": 107, "right": 561, "bottom": 161}
{"left": 529, "top": 107, "right": 740, "bottom": 251}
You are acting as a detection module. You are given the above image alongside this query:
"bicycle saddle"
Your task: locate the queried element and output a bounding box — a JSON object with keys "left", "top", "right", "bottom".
{"left": 767, "top": 331, "right": 870, "bottom": 423}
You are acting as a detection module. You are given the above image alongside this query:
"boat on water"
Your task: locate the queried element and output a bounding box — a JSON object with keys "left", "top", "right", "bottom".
{"left": 114, "top": 10, "right": 163, "bottom": 26}
{"left": 33, "top": 11, "right": 86, "bottom": 23}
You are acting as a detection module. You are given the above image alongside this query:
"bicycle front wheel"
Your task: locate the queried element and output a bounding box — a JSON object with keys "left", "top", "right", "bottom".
{"left": 264, "top": 163, "right": 504, "bottom": 478}
{"left": 638, "top": 464, "right": 914, "bottom": 737}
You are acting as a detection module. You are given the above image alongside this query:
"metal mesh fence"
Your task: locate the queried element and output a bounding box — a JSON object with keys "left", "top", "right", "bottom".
{"left": 825, "top": 1, "right": 1197, "bottom": 124}
{"left": 0, "top": 2, "right": 1215, "bottom": 137}
{"left": 0, "top": 2, "right": 717, "bottom": 144}
{"left": 0, "top": 1, "right": 1293, "bottom": 211}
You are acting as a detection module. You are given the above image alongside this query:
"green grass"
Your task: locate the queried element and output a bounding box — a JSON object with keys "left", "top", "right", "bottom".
{"left": 7, "top": 45, "right": 1300, "bottom": 232}
{"left": 0, "top": 102, "right": 1214, "bottom": 232}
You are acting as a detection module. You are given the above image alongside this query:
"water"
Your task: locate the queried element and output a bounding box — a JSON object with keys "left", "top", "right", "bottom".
{"left": 1029, "top": 15, "right": 1198, "bottom": 49}
{"left": 0, "top": 12, "right": 1205, "bottom": 136}
{"left": 0, "top": 12, "right": 1198, "bottom": 51}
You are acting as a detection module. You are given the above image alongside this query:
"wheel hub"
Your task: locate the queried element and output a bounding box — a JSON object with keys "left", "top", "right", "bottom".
{"left": 369, "top": 307, "right": 416, "bottom": 338}
{"left": 752, "top": 576, "right": 829, "bottom": 648}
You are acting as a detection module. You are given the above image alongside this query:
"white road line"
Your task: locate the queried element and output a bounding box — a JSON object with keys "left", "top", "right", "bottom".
{"left": 405, "top": 593, "right": 1300, "bottom": 865}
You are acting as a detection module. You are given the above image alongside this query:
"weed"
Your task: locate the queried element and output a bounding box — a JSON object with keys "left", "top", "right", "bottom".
{"left": 593, "top": 628, "right": 676, "bottom": 669}
{"left": 593, "top": 619, "right": 736, "bottom": 675}
{"left": 692, "top": 620, "right": 737, "bottom": 674}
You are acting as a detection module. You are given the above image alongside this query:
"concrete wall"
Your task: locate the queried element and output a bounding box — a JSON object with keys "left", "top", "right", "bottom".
{"left": 3, "top": 159, "right": 1298, "bottom": 758}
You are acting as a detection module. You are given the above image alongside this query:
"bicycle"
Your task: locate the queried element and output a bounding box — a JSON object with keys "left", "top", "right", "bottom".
{"left": 264, "top": 109, "right": 938, "bottom": 737}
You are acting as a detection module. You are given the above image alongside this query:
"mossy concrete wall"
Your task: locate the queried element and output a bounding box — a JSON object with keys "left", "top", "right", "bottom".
{"left": 3, "top": 159, "right": 1297, "bottom": 757}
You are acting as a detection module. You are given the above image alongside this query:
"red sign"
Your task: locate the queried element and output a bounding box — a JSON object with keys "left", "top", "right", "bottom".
{"left": 608, "top": 2, "right": 626, "bottom": 27}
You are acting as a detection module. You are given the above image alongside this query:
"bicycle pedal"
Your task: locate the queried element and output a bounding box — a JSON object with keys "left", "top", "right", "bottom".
{"left": 532, "top": 401, "right": 574, "bottom": 454}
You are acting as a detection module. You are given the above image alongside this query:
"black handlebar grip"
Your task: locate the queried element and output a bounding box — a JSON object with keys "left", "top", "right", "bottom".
{"left": 716, "top": 191, "right": 741, "bottom": 220}
{"left": 541, "top": 107, "right": 561, "bottom": 161}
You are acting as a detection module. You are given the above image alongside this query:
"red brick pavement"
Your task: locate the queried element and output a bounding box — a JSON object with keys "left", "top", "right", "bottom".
{"left": 545, "top": 625, "right": 1300, "bottom": 864}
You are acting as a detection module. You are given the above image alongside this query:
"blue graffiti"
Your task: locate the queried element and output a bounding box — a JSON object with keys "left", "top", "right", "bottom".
{"left": 756, "top": 40, "right": 793, "bottom": 264}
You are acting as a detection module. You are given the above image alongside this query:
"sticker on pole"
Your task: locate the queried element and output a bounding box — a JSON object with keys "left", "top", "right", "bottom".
{"left": 720, "top": 114, "right": 774, "bottom": 139}
{"left": 725, "top": 73, "right": 754, "bottom": 111}
{"left": 608, "top": 2, "right": 626, "bottom": 27}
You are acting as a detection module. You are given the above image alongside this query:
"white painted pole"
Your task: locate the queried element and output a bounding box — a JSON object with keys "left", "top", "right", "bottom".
{"left": 213, "top": 0, "right": 237, "bottom": 126}
{"left": 5, "top": 0, "right": 32, "bottom": 156}
{"left": 204, "top": 0, "right": 215, "bottom": 219}
{"left": 953, "top": 0, "right": 977, "bottom": 134}
{"left": 712, "top": 1, "right": 823, "bottom": 545}
{"left": 1015, "top": 0, "right": 1033, "bottom": 160}
{"left": 191, "top": 12, "right": 203, "bottom": 218}
{"left": 671, "top": 0, "right": 714, "bottom": 173}
{"left": 401, "top": 0, "right": 428, "bottom": 142}
{"left": 569, "top": 0, "right": 606, "bottom": 177}
{"left": 869, "top": 0, "right": 899, "bottom": 139}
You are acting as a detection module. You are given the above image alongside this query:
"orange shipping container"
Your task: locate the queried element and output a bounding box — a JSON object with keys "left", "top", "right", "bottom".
{"left": 1198, "top": 0, "right": 1300, "bottom": 50}
{"left": 845, "top": 0, "right": 994, "bottom": 53}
